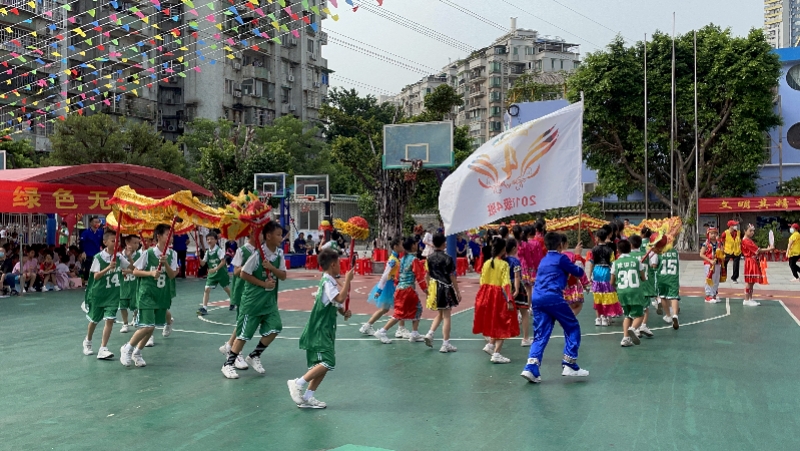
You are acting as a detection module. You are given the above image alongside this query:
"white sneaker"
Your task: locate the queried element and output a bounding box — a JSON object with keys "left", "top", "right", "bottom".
{"left": 221, "top": 364, "right": 239, "bottom": 379}
{"left": 424, "top": 333, "right": 434, "bottom": 348}
{"left": 662, "top": 315, "right": 672, "bottom": 324}
{"left": 520, "top": 338, "right": 532, "bottom": 347}
{"left": 439, "top": 343, "right": 457, "bottom": 353}
{"left": 80, "top": 301, "right": 88, "bottom": 313}
{"left": 628, "top": 327, "right": 641, "bottom": 345}
{"left": 408, "top": 333, "right": 426, "bottom": 343}
{"left": 620, "top": 337, "right": 634, "bottom": 347}
{"left": 162, "top": 320, "right": 173, "bottom": 337}
{"left": 54, "top": 286, "right": 61, "bottom": 292}
{"left": 299, "top": 397, "right": 327, "bottom": 409}
{"left": 594, "top": 317, "right": 602, "bottom": 326}
{"left": 44, "top": 287, "right": 51, "bottom": 292}
{"left": 82, "top": 339, "right": 93, "bottom": 355}
{"left": 743, "top": 300, "right": 761, "bottom": 307}
{"left": 359, "top": 323, "right": 375, "bottom": 335}
{"left": 600, "top": 317, "right": 609, "bottom": 327}
{"left": 520, "top": 370, "right": 541, "bottom": 383}
{"left": 235, "top": 354, "right": 249, "bottom": 370}
{"left": 219, "top": 342, "right": 232, "bottom": 355}
{"left": 482, "top": 343, "right": 495, "bottom": 355}
{"left": 638, "top": 324, "right": 654, "bottom": 338}
{"left": 145, "top": 336, "right": 154, "bottom": 347}
{"left": 287, "top": 379, "right": 304, "bottom": 404}
{"left": 395, "top": 327, "right": 409, "bottom": 338}
{"left": 120, "top": 345, "right": 133, "bottom": 367}
{"left": 490, "top": 353, "right": 510, "bottom": 364}
{"left": 119, "top": 324, "right": 129, "bottom": 334}
{"left": 96, "top": 347, "right": 114, "bottom": 360}
{"left": 374, "top": 330, "right": 392, "bottom": 344}
{"left": 246, "top": 356, "right": 265, "bottom": 374}
{"left": 562, "top": 366, "right": 589, "bottom": 377}
{"left": 132, "top": 352, "right": 146, "bottom": 367}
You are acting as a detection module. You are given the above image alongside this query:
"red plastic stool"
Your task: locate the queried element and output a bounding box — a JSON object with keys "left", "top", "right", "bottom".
{"left": 285, "top": 258, "right": 291, "bottom": 270}
{"left": 186, "top": 256, "right": 199, "bottom": 277}
{"left": 356, "top": 258, "right": 372, "bottom": 275}
{"left": 305, "top": 254, "right": 318, "bottom": 270}
{"left": 456, "top": 257, "right": 468, "bottom": 276}
{"left": 339, "top": 258, "right": 352, "bottom": 273}
{"left": 373, "top": 249, "right": 388, "bottom": 262}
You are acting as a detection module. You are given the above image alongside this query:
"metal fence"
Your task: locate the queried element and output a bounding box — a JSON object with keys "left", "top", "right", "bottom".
{"left": 0, "top": 213, "right": 49, "bottom": 245}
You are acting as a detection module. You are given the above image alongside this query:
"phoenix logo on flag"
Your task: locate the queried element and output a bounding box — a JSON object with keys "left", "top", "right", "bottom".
{"left": 467, "top": 126, "right": 559, "bottom": 194}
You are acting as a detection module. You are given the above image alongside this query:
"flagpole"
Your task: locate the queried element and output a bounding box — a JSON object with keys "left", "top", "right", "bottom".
{"left": 644, "top": 33, "right": 649, "bottom": 219}
{"left": 694, "top": 30, "right": 699, "bottom": 248}
{"left": 670, "top": 12, "right": 676, "bottom": 217}
{"left": 579, "top": 91, "right": 584, "bottom": 240}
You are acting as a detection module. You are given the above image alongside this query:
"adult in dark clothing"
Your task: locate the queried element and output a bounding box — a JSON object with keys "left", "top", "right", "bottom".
{"left": 79, "top": 216, "right": 103, "bottom": 281}
{"left": 294, "top": 233, "right": 307, "bottom": 254}
{"left": 173, "top": 233, "right": 189, "bottom": 278}
{"left": 456, "top": 235, "right": 468, "bottom": 258}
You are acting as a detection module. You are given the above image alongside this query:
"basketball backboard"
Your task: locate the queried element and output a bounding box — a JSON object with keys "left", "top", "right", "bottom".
{"left": 254, "top": 173, "right": 287, "bottom": 198}
{"left": 293, "top": 175, "right": 329, "bottom": 202}
{"left": 383, "top": 121, "right": 454, "bottom": 169}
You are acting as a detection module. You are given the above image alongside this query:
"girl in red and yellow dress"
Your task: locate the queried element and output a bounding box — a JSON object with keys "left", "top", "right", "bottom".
{"left": 700, "top": 227, "right": 726, "bottom": 303}
{"left": 741, "top": 224, "right": 773, "bottom": 307}
{"left": 473, "top": 238, "right": 519, "bottom": 364}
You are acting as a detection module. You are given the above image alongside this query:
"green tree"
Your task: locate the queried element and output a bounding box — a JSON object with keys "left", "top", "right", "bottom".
{"left": 507, "top": 72, "right": 568, "bottom": 105}
{"left": 0, "top": 137, "right": 41, "bottom": 168}
{"left": 46, "top": 114, "right": 186, "bottom": 175}
{"left": 568, "top": 26, "right": 781, "bottom": 249}
{"left": 423, "top": 84, "right": 463, "bottom": 120}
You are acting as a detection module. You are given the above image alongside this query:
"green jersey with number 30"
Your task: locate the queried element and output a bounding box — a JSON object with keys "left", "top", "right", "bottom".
{"left": 137, "top": 248, "right": 173, "bottom": 310}
{"left": 612, "top": 253, "right": 647, "bottom": 307}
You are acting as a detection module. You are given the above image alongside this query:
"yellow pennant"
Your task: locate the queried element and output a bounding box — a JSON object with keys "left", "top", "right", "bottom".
{"left": 177, "top": 56, "right": 184, "bottom": 62}
{"left": 215, "top": 23, "right": 222, "bottom": 30}
{"left": 155, "top": 34, "right": 163, "bottom": 41}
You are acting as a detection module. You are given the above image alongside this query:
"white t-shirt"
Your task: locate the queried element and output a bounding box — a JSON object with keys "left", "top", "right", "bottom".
{"left": 231, "top": 243, "right": 255, "bottom": 267}
{"left": 421, "top": 232, "right": 434, "bottom": 257}
{"left": 89, "top": 249, "right": 130, "bottom": 272}
{"left": 134, "top": 246, "right": 179, "bottom": 272}
{"left": 319, "top": 273, "right": 342, "bottom": 308}
{"left": 241, "top": 245, "right": 286, "bottom": 275}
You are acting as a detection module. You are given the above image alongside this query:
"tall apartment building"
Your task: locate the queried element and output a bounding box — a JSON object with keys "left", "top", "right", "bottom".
{"left": 0, "top": 0, "right": 329, "bottom": 155}
{"left": 391, "top": 18, "right": 580, "bottom": 147}
{"left": 763, "top": 0, "right": 800, "bottom": 48}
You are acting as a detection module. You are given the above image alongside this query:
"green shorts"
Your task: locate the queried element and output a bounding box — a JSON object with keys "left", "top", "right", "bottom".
{"left": 236, "top": 312, "right": 282, "bottom": 341}
{"left": 622, "top": 304, "right": 644, "bottom": 319}
{"left": 119, "top": 298, "right": 134, "bottom": 310}
{"left": 206, "top": 270, "right": 230, "bottom": 288}
{"left": 306, "top": 349, "right": 335, "bottom": 371}
{"left": 87, "top": 305, "right": 117, "bottom": 324}
{"left": 137, "top": 309, "right": 167, "bottom": 328}
{"left": 657, "top": 282, "right": 681, "bottom": 300}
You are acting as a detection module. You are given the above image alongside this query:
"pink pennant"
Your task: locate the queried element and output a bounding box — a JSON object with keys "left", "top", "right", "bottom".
{"left": 283, "top": 6, "right": 292, "bottom": 14}
{"left": 103, "top": 99, "right": 111, "bottom": 106}
{"left": 5, "top": 70, "right": 11, "bottom": 75}
{"left": 134, "top": 11, "right": 144, "bottom": 19}
{"left": 165, "top": 68, "right": 174, "bottom": 73}
{"left": 80, "top": 93, "right": 86, "bottom": 100}
{"left": 147, "top": 67, "right": 155, "bottom": 72}
{"left": 103, "top": 31, "right": 110, "bottom": 37}
{"left": 205, "top": 14, "right": 215, "bottom": 22}
{"left": 110, "top": 13, "right": 117, "bottom": 21}
{"left": 291, "top": 29, "right": 299, "bottom": 38}
{"left": 150, "top": 0, "right": 160, "bottom": 6}
{"left": 68, "top": 16, "right": 76, "bottom": 23}
{"left": 37, "top": 123, "right": 45, "bottom": 128}
{"left": 188, "top": 9, "right": 198, "bottom": 16}
{"left": 193, "top": 66, "right": 201, "bottom": 72}
{"left": 213, "top": 33, "right": 221, "bottom": 40}
{"left": 255, "top": 7, "right": 265, "bottom": 17}
{"left": 60, "top": 91, "right": 67, "bottom": 97}
{"left": 226, "top": 37, "right": 235, "bottom": 45}
{"left": 44, "top": 10, "right": 52, "bottom": 17}
{"left": 260, "top": 32, "right": 269, "bottom": 39}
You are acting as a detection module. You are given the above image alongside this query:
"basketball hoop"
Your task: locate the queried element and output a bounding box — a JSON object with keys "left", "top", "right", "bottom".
{"left": 400, "top": 158, "right": 424, "bottom": 182}
{"left": 298, "top": 195, "right": 316, "bottom": 213}
{"left": 258, "top": 192, "right": 273, "bottom": 205}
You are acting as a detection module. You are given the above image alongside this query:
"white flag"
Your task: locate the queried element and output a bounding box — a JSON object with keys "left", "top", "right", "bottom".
{"left": 439, "top": 101, "right": 583, "bottom": 234}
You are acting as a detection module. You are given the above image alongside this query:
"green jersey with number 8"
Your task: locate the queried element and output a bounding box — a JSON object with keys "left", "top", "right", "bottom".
{"left": 135, "top": 247, "right": 175, "bottom": 310}
{"left": 612, "top": 254, "right": 647, "bottom": 307}
{"left": 657, "top": 249, "right": 680, "bottom": 299}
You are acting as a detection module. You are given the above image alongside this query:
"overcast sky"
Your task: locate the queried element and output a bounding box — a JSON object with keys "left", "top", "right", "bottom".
{"left": 323, "top": 0, "right": 763, "bottom": 97}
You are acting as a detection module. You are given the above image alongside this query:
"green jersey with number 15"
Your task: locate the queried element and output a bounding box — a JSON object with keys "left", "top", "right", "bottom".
{"left": 657, "top": 249, "right": 680, "bottom": 287}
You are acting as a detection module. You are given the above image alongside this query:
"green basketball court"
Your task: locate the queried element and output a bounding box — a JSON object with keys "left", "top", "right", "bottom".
{"left": 2, "top": 278, "right": 799, "bottom": 450}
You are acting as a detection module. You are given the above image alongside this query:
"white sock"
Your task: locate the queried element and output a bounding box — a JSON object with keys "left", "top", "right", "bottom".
{"left": 303, "top": 389, "right": 315, "bottom": 401}
{"left": 85, "top": 337, "right": 91, "bottom": 342}
{"left": 411, "top": 330, "right": 420, "bottom": 337}
{"left": 295, "top": 378, "right": 307, "bottom": 388}
{"left": 132, "top": 348, "right": 141, "bottom": 355}
{"left": 427, "top": 330, "right": 434, "bottom": 337}
{"left": 443, "top": 340, "right": 450, "bottom": 346}
{"left": 493, "top": 352, "right": 501, "bottom": 357}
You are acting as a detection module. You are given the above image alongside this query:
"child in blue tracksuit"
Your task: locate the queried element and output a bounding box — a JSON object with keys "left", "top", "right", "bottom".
{"left": 521, "top": 232, "right": 589, "bottom": 383}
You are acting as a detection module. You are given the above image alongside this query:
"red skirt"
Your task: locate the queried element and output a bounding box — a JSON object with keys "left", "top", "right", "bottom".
{"left": 393, "top": 287, "right": 422, "bottom": 321}
{"left": 744, "top": 257, "right": 763, "bottom": 285}
{"left": 472, "top": 285, "right": 520, "bottom": 339}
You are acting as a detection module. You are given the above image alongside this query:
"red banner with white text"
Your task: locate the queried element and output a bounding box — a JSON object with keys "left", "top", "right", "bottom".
{"left": 699, "top": 197, "right": 800, "bottom": 214}
{"left": 0, "top": 181, "right": 171, "bottom": 215}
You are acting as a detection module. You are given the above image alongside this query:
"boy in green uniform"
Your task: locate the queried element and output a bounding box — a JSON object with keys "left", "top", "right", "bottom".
{"left": 221, "top": 222, "right": 286, "bottom": 379}
{"left": 657, "top": 247, "right": 681, "bottom": 330}
{"left": 218, "top": 230, "right": 257, "bottom": 371}
{"left": 611, "top": 240, "right": 648, "bottom": 347}
{"left": 288, "top": 248, "right": 353, "bottom": 408}
{"left": 118, "top": 235, "right": 141, "bottom": 334}
{"left": 120, "top": 224, "right": 178, "bottom": 368}
{"left": 629, "top": 235, "right": 655, "bottom": 339}
{"left": 82, "top": 231, "right": 130, "bottom": 360}
{"left": 198, "top": 231, "right": 231, "bottom": 316}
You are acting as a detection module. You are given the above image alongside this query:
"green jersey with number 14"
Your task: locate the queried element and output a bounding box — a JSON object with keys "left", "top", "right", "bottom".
{"left": 657, "top": 249, "right": 680, "bottom": 288}
{"left": 90, "top": 253, "right": 124, "bottom": 308}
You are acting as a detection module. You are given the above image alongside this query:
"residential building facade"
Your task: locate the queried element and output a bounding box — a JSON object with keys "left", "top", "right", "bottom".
{"left": 763, "top": 0, "right": 800, "bottom": 49}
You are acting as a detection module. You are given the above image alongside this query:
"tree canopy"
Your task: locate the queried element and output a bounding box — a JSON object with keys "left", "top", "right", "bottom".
{"left": 46, "top": 114, "right": 186, "bottom": 175}
{"left": 0, "top": 136, "right": 41, "bottom": 169}
{"left": 568, "top": 26, "right": 781, "bottom": 248}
